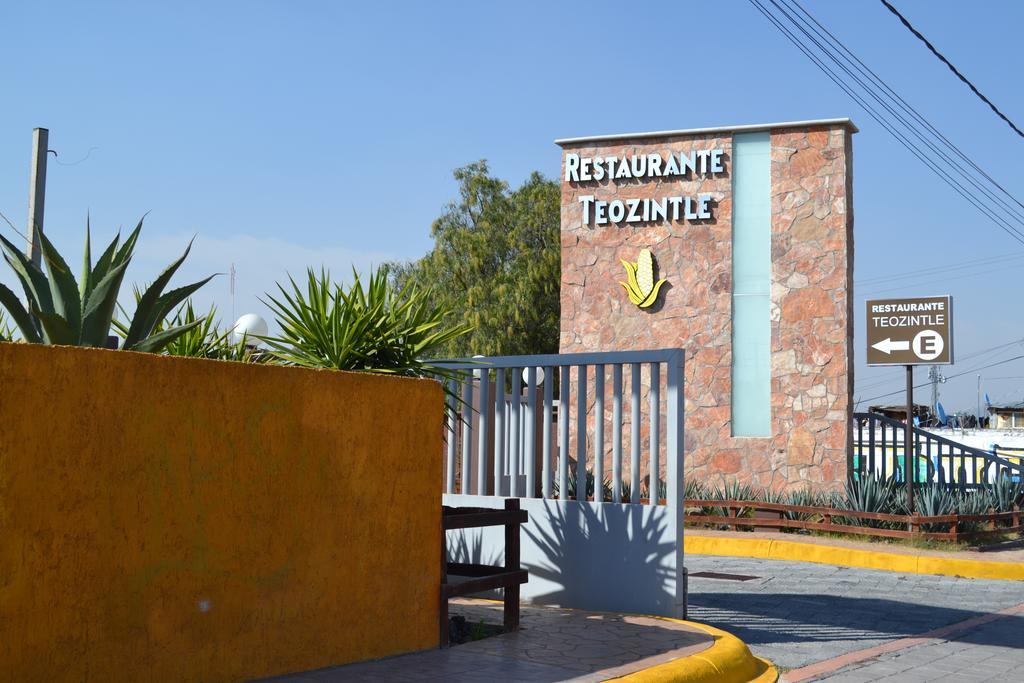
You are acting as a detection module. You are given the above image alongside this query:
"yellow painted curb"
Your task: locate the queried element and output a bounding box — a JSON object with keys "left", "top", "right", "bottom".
{"left": 610, "top": 619, "right": 777, "bottom": 683}
{"left": 685, "top": 535, "right": 1024, "bottom": 581}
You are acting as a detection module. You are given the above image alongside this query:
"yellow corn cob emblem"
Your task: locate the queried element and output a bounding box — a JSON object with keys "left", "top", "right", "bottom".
{"left": 619, "top": 248, "right": 667, "bottom": 308}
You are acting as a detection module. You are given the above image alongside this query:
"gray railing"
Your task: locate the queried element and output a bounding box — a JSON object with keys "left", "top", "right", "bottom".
{"left": 435, "top": 349, "right": 685, "bottom": 508}
{"left": 851, "top": 412, "right": 1024, "bottom": 488}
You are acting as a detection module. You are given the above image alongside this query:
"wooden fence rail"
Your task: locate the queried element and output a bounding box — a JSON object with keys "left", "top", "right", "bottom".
{"left": 683, "top": 499, "right": 1023, "bottom": 543}
{"left": 440, "top": 499, "right": 528, "bottom": 647}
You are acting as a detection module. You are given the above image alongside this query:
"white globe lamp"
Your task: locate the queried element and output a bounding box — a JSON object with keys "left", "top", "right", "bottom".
{"left": 523, "top": 366, "right": 545, "bottom": 386}
{"left": 232, "top": 313, "right": 269, "bottom": 347}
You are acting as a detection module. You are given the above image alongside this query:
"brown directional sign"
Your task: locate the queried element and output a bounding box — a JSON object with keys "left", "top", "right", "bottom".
{"left": 866, "top": 296, "right": 953, "bottom": 366}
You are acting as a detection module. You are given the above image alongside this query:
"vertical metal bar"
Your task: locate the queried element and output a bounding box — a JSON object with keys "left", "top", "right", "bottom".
{"left": 577, "top": 365, "right": 588, "bottom": 502}
{"left": 494, "top": 368, "right": 506, "bottom": 496}
{"left": 559, "top": 365, "right": 570, "bottom": 499}
{"left": 649, "top": 363, "right": 660, "bottom": 505}
{"left": 526, "top": 367, "right": 537, "bottom": 498}
{"left": 542, "top": 368, "right": 553, "bottom": 499}
{"left": 446, "top": 380, "right": 456, "bottom": 494}
{"left": 851, "top": 417, "right": 860, "bottom": 482}
{"left": 631, "top": 363, "right": 641, "bottom": 503}
{"left": 594, "top": 364, "right": 605, "bottom": 503}
{"left": 477, "top": 369, "right": 490, "bottom": 495}
{"left": 867, "top": 420, "right": 873, "bottom": 477}
{"left": 461, "top": 379, "right": 472, "bottom": 494}
{"left": 883, "top": 420, "right": 890, "bottom": 480}
{"left": 666, "top": 352, "right": 685, "bottom": 494}
{"left": 666, "top": 349, "right": 686, "bottom": 620}
{"left": 509, "top": 367, "right": 521, "bottom": 498}
{"left": 612, "top": 364, "right": 623, "bottom": 504}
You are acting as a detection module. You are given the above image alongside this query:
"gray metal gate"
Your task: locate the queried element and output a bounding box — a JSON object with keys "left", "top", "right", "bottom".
{"left": 435, "top": 349, "right": 686, "bottom": 618}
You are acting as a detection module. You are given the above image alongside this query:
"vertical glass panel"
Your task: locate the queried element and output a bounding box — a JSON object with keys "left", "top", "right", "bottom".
{"left": 731, "top": 132, "right": 771, "bottom": 437}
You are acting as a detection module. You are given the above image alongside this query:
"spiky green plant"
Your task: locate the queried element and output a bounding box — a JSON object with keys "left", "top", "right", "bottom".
{"left": 113, "top": 299, "right": 259, "bottom": 361}
{"left": 987, "top": 477, "right": 1024, "bottom": 512}
{"left": 0, "top": 218, "right": 213, "bottom": 351}
{"left": 708, "top": 480, "right": 757, "bottom": 518}
{"left": 842, "top": 475, "right": 897, "bottom": 528}
{"left": 0, "top": 309, "right": 13, "bottom": 342}
{"left": 263, "top": 267, "right": 471, "bottom": 393}
{"left": 912, "top": 484, "right": 958, "bottom": 531}
{"left": 685, "top": 478, "right": 708, "bottom": 501}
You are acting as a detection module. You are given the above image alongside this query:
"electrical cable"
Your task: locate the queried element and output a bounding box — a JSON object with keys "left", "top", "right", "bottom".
{"left": 860, "top": 353, "right": 1024, "bottom": 404}
{"left": 856, "top": 251, "right": 1024, "bottom": 286}
{"left": 776, "top": 0, "right": 1024, "bottom": 228}
{"left": 786, "top": 0, "right": 1024, "bottom": 217}
{"left": 747, "top": 0, "right": 1024, "bottom": 247}
{"left": 880, "top": 0, "right": 1024, "bottom": 140}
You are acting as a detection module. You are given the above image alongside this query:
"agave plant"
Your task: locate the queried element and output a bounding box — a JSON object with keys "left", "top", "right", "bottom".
{"left": 262, "top": 267, "right": 471, "bottom": 391}
{"left": 912, "top": 484, "right": 958, "bottom": 531}
{"left": 114, "top": 299, "right": 258, "bottom": 361}
{"left": 987, "top": 476, "right": 1024, "bottom": 513}
{"left": 0, "top": 217, "right": 213, "bottom": 351}
{"left": 842, "top": 475, "right": 897, "bottom": 527}
{"left": 0, "top": 309, "right": 12, "bottom": 342}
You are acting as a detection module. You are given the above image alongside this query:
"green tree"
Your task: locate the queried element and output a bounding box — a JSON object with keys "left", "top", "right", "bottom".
{"left": 390, "top": 160, "right": 560, "bottom": 358}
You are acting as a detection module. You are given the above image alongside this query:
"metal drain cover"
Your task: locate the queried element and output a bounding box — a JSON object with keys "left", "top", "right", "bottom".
{"left": 688, "top": 571, "right": 760, "bottom": 581}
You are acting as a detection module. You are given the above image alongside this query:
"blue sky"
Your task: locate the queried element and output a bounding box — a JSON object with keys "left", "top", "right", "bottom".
{"left": 2, "top": 0, "right": 1024, "bottom": 412}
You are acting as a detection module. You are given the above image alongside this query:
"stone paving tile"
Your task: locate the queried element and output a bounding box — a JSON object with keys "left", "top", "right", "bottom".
{"left": 264, "top": 599, "right": 712, "bottom": 682}
{"left": 686, "top": 554, "right": 1024, "bottom": 670}
{"left": 811, "top": 614, "right": 1023, "bottom": 682}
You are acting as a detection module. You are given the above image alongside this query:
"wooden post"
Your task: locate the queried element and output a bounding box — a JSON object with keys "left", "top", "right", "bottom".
{"left": 503, "top": 498, "right": 521, "bottom": 632}
{"left": 1013, "top": 504, "right": 1020, "bottom": 530}
{"left": 950, "top": 507, "right": 958, "bottom": 543}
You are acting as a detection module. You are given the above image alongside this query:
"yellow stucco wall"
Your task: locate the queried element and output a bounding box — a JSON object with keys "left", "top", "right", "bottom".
{"left": 0, "top": 343, "right": 443, "bottom": 682}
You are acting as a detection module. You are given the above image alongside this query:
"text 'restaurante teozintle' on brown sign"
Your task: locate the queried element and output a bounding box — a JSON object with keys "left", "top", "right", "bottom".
{"left": 866, "top": 295, "right": 953, "bottom": 366}
{"left": 564, "top": 149, "right": 726, "bottom": 227}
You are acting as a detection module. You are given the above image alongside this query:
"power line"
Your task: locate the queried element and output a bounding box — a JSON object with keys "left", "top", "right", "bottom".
{"left": 855, "top": 251, "right": 1024, "bottom": 287}
{"left": 748, "top": 0, "right": 1024, "bottom": 247}
{"left": 880, "top": 0, "right": 1024, "bottom": 140}
{"left": 860, "top": 353, "right": 1024, "bottom": 404}
{"left": 856, "top": 260, "right": 1024, "bottom": 298}
{"left": 779, "top": 0, "right": 1024, "bottom": 227}
{"left": 791, "top": 0, "right": 1024, "bottom": 217}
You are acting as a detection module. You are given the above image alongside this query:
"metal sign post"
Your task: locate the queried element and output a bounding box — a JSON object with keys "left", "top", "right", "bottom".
{"left": 905, "top": 364, "right": 913, "bottom": 512}
{"left": 866, "top": 296, "right": 954, "bottom": 513}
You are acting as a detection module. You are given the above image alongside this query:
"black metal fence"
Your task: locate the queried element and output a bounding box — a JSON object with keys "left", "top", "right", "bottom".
{"left": 851, "top": 412, "right": 1024, "bottom": 489}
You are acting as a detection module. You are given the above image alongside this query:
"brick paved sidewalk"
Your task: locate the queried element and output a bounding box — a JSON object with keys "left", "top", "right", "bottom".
{"left": 263, "top": 599, "right": 712, "bottom": 682}
{"left": 791, "top": 603, "right": 1024, "bottom": 682}
{"left": 686, "top": 554, "right": 1024, "bottom": 670}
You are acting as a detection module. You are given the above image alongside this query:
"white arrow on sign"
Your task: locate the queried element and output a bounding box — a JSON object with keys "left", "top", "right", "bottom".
{"left": 872, "top": 338, "right": 911, "bottom": 355}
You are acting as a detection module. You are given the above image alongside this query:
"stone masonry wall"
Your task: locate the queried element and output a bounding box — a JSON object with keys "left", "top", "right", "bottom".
{"left": 559, "top": 123, "right": 854, "bottom": 491}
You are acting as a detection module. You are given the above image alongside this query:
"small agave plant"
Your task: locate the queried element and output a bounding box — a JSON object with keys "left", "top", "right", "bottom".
{"left": 0, "top": 217, "right": 214, "bottom": 351}
{"left": 619, "top": 248, "right": 667, "bottom": 308}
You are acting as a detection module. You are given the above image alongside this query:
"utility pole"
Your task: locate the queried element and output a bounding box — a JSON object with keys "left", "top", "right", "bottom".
{"left": 928, "top": 365, "right": 945, "bottom": 418}
{"left": 26, "top": 128, "right": 49, "bottom": 267}
{"left": 977, "top": 375, "right": 982, "bottom": 429}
